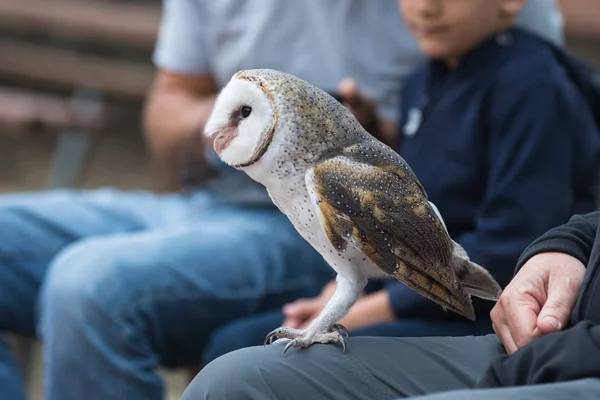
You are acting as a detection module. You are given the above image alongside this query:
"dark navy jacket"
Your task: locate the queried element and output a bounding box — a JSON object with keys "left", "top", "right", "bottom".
{"left": 382, "top": 28, "right": 600, "bottom": 321}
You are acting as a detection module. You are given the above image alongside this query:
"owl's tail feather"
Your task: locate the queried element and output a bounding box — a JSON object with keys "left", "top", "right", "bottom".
{"left": 428, "top": 201, "right": 502, "bottom": 302}
{"left": 451, "top": 240, "right": 502, "bottom": 301}
{"left": 458, "top": 260, "right": 502, "bottom": 301}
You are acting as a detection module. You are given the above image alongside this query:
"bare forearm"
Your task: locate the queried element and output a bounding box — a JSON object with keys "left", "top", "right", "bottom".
{"left": 143, "top": 93, "right": 215, "bottom": 192}
{"left": 142, "top": 71, "right": 218, "bottom": 192}
{"left": 145, "top": 93, "right": 215, "bottom": 151}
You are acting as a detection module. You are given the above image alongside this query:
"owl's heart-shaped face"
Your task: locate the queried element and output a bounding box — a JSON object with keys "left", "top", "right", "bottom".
{"left": 204, "top": 75, "right": 277, "bottom": 168}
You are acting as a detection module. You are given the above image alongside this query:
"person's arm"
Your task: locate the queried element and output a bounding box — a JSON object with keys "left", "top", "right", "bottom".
{"left": 386, "top": 81, "right": 592, "bottom": 319}
{"left": 143, "top": 71, "right": 217, "bottom": 192}
{"left": 143, "top": 0, "right": 218, "bottom": 192}
{"left": 490, "top": 212, "right": 597, "bottom": 354}
{"left": 515, "top": 212, "right": 599, "bottom": 272}
{"left": 478, "top": 320, "right": 600, "bottom": 388}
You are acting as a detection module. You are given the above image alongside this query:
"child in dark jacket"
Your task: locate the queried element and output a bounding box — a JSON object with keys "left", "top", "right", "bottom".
{"left": 380, "top": 0, "right": 600, "bottom": 325}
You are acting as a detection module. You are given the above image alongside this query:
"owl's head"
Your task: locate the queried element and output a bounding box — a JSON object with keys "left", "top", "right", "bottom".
{"left": 205, "top": 69, "right": 364, "bottom": 172}
{"left": 204, "top": 70, "right": 281, "bottom": 169}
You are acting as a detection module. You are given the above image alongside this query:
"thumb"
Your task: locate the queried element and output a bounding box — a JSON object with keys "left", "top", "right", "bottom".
{"left": 537, "top": 276, "right": 578, "bottom": 334}
{"left": 338, "top": 78, "right": 358, "bottom": 101}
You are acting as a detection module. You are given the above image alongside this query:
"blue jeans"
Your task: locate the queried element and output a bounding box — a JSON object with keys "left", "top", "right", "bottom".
{"left": 203, "top": 309, "right": 494, "bottom": 365}
{"left": 0, "top": 188, "right": 334, "bottom": 400}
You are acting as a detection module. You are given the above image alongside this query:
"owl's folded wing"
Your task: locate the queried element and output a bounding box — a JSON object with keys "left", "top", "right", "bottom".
{"left": 305, "top": 155, "right": 470, "bottom": 314}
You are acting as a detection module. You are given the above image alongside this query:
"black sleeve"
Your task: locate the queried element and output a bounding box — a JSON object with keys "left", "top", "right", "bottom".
{"left": 515, "top": 211, "right": 600, "bottom": 273}
{"left": 477, "top": 321, "right": 600, "bottom": 388}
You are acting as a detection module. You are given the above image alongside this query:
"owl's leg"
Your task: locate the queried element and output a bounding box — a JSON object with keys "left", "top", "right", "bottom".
{"left": 264, "top": 274, "right": 367, "bottom": 354}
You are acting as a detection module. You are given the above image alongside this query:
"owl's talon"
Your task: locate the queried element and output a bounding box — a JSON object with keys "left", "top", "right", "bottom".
{"left": 339, "top": 334, "right": 347, "bottom": 353}
{"left": 263, "top": 333, "right": 274, "bottom": 346}
{"left": 264, "top": 326, "right": 303, "bottom": 346}
{"left": 264, "top": 330, "right": 278, "bottom": 346}
{"left": 264, "top": 324, "right": 348, "bottom": 354}
{"left": 265, "top": 326, "right": 349, "bottom": 355}
{"left": 334, "top": 324, "right": 349, "bottom": 337}
{"left": 282, "top": 339, "right": 298, "bottom": 355}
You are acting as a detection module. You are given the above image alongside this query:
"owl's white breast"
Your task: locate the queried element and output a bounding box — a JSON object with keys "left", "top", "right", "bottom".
{"left": 267, "top": 173, "right": 389, "bottom": 281}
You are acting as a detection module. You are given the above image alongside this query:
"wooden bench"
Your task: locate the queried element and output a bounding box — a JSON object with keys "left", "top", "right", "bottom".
{"left": 0, "top": 0, "right": 160, "bottom": 188}
{"left": 0, "top": 86, "right": 103, "bottom": 134}
{"left": 0, "top": 0, "right": 160, "bottom": 50}
{"left": 0, "top": 85, "right": 109, "bottom": 187}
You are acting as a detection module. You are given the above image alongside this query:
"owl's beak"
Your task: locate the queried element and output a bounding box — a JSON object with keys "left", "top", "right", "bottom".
{"left": 213, "top": 126, "right": 238, "bottom": 155}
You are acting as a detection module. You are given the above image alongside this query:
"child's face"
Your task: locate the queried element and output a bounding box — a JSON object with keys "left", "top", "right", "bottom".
{"left": 400, "top": 0, "right": 525, "bottom": 66}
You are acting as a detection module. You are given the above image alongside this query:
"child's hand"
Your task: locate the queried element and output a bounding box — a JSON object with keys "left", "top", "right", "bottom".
{"left": 338, "top": 78, "right": 380, "bottom": 138}
{"left": 282, "top": 280, "right": 337, "bottom": 329}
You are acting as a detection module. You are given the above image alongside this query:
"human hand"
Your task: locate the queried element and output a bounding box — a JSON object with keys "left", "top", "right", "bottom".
{"left": 338, "top": 78, "right": 380, "bottom": 137}
{"left": 282, "top": 280, "right": 337, "bottom": 329}
{"left": 490, "top": 252, "right": 586, "bottom": 354}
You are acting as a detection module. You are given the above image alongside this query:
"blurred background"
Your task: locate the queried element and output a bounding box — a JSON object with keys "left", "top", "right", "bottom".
{"left": 0, "top": 0, "right": 599, "bottom": 398}
{"left": 0, "top": 0, "right": 161, "bottom": 194}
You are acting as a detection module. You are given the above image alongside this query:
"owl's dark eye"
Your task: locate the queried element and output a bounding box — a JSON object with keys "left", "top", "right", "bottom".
{"left": 240, "top": 106, "right": 252, "bottom": 118}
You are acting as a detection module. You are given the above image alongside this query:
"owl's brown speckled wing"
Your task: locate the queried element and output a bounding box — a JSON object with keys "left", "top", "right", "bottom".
{"left": 307, "top": 145, "right": 471, "bottom": 316}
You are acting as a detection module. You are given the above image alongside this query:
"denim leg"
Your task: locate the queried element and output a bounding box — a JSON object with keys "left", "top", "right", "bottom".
{"left": 0, "top": 188, "right": 203, "bottom": 399}
{"left": 39, "top": 207, "right": 333, "bottom": 400}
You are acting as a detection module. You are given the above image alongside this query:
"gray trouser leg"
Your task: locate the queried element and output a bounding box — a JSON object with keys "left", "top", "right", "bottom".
{"left": 182, "top": 334, "right": 505, "bottom": 400}
{"left": 410, "top": 378, "right": 600, "bottom": 400}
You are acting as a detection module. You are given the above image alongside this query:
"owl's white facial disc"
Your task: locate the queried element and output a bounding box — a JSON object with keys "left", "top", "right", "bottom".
{"left": 204, "top": 77, "right": 276, "bottom": 168}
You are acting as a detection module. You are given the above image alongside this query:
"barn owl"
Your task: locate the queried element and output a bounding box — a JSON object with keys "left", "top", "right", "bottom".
{"left": 204, "top": 69, "right": 502, "bottom": 353}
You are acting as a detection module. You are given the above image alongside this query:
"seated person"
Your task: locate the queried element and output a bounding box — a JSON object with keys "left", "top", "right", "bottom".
{"left": 199, "top": 0, "right": 600, "bottom": 367}
{"left": 185, "top": 211, "right": 600, "bottom": 400}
